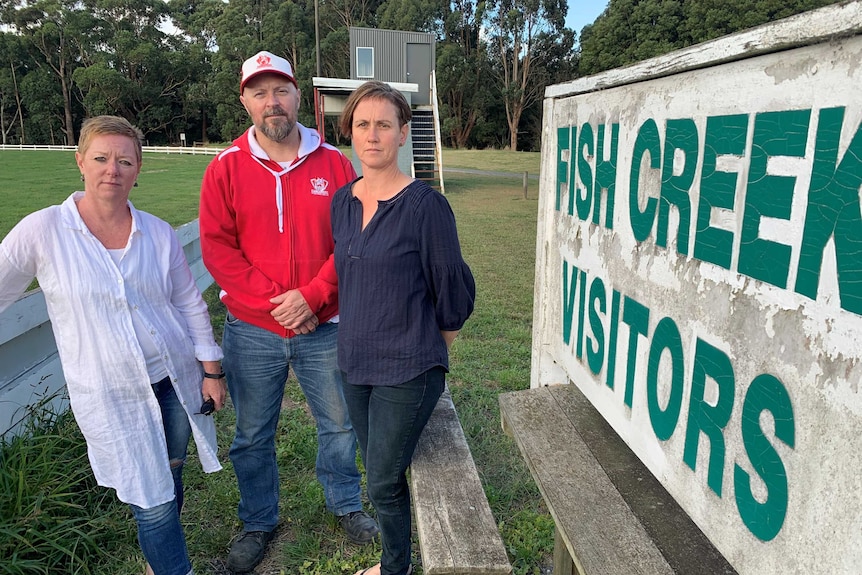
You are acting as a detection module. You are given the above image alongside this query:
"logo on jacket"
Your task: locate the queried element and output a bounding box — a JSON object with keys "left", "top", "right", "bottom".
{"left": 310, "top": 177, "right": 330, "bottom": 196}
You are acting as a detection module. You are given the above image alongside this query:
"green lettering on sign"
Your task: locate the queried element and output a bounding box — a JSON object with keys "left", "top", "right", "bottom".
{"left": 694, "top": 114, "right": 748, "bottom": 269}
{"left": 595, "top": 124, "right": 619, "bottom": 228}
{"left": 606, "top": 289, "right": 622, "bottom": 391}
{"left": 795, "top": 106, "right": 862, "bottom": 315}
{"left": 621, "top": 296, "right": 650, "bottom": 408}
{"left": 657, "top": 118, "right": 697, "bottom": 255}
{"left": 576, "top": 268, "right": 588, "bottom": 359}
{"left": 577, "top": 123, "right": 595, "bottom": 221}
{"left": 734, "top": 373, "right": 795, "bottom": 542}
{"left": 630, "top": 119, "right": 661, "bottom": 242}
{"left": 562, "top": 261, "right": 579, "bottom": 345}
{"left": 587, "top": 276, "right": 607, "bottom": 376}
{"left": 684, "top": 339, "right": 735, "bottom": 497}
{"left": 646, "top": 317, "right": 685, "bottom": 440}
{"left": 739, "top": 109, "right": 811, "bottom": 288}
{"left": 556, "top": 126, "right": 571, "bottom": 213}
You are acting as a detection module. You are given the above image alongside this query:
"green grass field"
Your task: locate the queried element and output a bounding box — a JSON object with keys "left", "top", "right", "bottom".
{"left": 0, "top": 149, "right": 552, "bottom": 574}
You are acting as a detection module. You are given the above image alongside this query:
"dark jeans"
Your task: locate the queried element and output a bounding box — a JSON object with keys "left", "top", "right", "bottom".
{"left": 341, "top": 367, "right": 445, "bottom": 575}
{"left": 128, "top": 377, "right": 193, "bottom": 575}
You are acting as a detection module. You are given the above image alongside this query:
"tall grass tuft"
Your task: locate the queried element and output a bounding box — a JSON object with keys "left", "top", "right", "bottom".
{"left": 0, "top": 394, "right": 133, "bottom": 574}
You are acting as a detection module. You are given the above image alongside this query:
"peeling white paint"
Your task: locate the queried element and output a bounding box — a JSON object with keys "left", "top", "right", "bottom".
{"left": 533, "top": 11, "right": 862, "bottom": 575}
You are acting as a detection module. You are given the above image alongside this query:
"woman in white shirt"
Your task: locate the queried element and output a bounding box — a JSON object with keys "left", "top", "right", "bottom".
{"left": 0, "top": 116, "right": 226, "bottom": 575}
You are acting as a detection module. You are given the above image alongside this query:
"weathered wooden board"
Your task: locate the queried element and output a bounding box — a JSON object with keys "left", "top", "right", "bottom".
{"left": 500, "top": 386, "right": 674, "bottom": 575}
{"left": 411, "top": 388, "right": 511, "bottom": 575}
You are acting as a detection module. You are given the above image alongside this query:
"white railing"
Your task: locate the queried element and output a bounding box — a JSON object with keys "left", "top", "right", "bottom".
{"left": 0, "top": 219, "right": 214, "bottom": 439}
{"left": 430, "top": 70, "right": 446, "bottom": 195}
{"left": 0, "top": 144, "right": 223, "bottom": 155}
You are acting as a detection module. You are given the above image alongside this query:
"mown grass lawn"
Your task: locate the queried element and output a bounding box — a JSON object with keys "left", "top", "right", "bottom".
{"left": 0, "top": 149, "right": 553, "bottom": 574}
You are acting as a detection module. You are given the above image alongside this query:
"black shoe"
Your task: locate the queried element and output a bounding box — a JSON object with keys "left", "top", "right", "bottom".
{"left": 338, "top": 510, "right": 380, "bottom": 544}
{"left": 226, "top": 529, "right": 275, "bottom": 573}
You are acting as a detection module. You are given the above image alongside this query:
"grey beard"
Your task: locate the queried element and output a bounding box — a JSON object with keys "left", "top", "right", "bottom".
{"left": 259, "top": 116, "right": 295, "bottom": 142}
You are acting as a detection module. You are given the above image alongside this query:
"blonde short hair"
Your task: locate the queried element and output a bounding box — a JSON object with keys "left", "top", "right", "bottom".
{"left": 78, "top": 115, "right": 145, "bottom": 162}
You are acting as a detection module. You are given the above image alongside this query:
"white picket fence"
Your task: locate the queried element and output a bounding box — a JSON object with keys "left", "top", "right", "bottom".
{"left": 0, "top": 220, "right": 214, "bottom": 439}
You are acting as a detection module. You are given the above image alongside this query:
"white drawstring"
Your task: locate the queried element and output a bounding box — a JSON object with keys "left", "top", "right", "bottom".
{"left": 250, "top": 156, "right": 291, "bottom": 233}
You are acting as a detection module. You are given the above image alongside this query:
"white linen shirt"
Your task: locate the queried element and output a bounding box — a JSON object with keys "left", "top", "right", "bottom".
{"left": 0, "top": 192, "right": 223, "bottom": 508}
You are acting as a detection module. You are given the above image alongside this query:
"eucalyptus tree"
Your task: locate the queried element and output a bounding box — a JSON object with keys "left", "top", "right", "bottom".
{"left": 484, "top": 0, "right": 567, "bottom": 150}
{"left": 70, "top": 0, "right": 195, "bottom": 142}
{"left": 168, "top": 0, "right": 222, "bottom": 50}
{"left": 0, "top": 32, "right": 28, "bottom": 144}
{"left": 167, "top": 0, "right": 226, "bottom": 143}
{"left": 325, "top": 0, "right": 383, "bottom": 30}
{"left": 19, "top": 64, "right": 66, "bottom": 144}
{"left": 377, "top": 0, "right": 447, "bottom": 34}
{"left": 436, "top": 0, "right": 493, "bottom": 148}
{"left": 518, "top": 26, "right": 576, "bottom": 150}
{"left": 0, "top": 0, "right": 98, "bottom": 144}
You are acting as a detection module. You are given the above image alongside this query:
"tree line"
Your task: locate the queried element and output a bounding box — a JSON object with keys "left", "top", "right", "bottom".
{"left": 0, "top": 0, "right": 840, "bottom": 151}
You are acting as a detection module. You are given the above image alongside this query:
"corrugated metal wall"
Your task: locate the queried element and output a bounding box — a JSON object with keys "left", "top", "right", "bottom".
{"left": 349, "top": 27, "right": 435, "bottom": 83}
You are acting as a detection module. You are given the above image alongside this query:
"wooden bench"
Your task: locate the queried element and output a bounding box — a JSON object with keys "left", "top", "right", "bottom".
{"left": 410, "top": 387, "right": 512, "bottom": 575}
{"left": 499, "top": 385, "right": 737, "bottom": 575}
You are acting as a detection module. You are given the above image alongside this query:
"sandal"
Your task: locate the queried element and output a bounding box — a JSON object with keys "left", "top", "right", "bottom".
{"left": 353, "top": 563, "right": 413, "bottom": 575}
{"left": 353, "top": 564, "right": 380, "bottom": 575}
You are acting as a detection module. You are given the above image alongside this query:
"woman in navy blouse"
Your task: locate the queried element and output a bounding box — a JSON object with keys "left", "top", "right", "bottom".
{"left": 331, "top": 81, "right": 475, "bottom": 575}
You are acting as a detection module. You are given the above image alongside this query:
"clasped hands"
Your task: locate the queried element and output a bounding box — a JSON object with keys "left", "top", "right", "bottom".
{"left": 270, "top": 289, "right": 319, "bottom": 334}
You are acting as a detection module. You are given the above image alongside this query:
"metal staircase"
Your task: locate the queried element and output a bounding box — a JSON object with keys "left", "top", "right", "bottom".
{"left": 410, "top": 71, "right": 445, "bottom": 193}
{"left": 411, "top": 109, "right": 438, "bottom": 189}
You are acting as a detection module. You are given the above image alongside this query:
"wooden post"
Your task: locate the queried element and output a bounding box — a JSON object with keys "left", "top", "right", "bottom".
{"left": 523, "top": 171, "right": 528, "bottom": 199}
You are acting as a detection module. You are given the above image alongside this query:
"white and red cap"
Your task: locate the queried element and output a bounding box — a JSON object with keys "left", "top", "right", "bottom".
{"left": 240, "top": 51, "right": 297, "bottom": 91}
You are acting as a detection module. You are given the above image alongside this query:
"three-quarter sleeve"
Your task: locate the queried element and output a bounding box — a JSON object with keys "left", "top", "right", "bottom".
{"left": 417, "top": 191, "right": 476, "bottom": 331}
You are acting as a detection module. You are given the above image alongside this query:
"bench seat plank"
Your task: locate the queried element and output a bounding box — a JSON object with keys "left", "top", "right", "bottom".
{"left": 499, "top": 385, "right": 673, "bottom": 575}
{"left": 411, "top": 388, "right": 512, "bottom": 575}
{"left": 499, "top": 385, "right": 737, "bottom": 575}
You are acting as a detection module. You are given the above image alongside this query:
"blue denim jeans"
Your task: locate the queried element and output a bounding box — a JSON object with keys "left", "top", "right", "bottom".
{"left": 128, "top": 378, "right": 193, "bottom": 575}
{"left": 222, "top": 316, "right": 363, "bottom": 531}
{"left": 341, "top": 367, "right": 445, "bottom": 575}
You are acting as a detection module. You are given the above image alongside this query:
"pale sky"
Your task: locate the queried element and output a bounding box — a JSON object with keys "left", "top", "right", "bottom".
{"left": 565, "top": 0, "right": 609, "bottom": 35}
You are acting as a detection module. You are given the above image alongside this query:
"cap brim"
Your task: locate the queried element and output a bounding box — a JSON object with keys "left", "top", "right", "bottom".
{"left": 241, "top": 70, "right": 298, "bottom": 92}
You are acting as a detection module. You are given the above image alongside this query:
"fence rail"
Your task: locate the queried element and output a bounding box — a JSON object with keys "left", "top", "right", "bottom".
{"left": 0, "top": 219, "right": 213, "bottom": 439}
{"left": 0, "top": 144, "right": 223, "bottom": 155}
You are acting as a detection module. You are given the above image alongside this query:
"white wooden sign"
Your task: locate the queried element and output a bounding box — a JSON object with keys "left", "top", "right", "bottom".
{"left": 533, "top": 3, "right": 862, "bottom": 573}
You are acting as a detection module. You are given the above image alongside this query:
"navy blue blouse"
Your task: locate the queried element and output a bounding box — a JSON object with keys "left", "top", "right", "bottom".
{"left": 331, "top": 178, "right": 476, "bottom": 386}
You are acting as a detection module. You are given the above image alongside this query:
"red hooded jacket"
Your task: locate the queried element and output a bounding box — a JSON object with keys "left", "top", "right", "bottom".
{"left": 199, "top": 124, "right": 356, "bottom": 336}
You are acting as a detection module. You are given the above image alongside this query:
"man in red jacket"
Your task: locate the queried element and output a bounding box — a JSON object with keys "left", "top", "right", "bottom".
{"left": 199, "top": 51, "right": 378, "bottom": 573}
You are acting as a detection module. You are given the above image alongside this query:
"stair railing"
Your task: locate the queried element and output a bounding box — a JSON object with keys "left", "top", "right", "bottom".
{"left": 430, "top": 70, "right": 445, "bottom": 194}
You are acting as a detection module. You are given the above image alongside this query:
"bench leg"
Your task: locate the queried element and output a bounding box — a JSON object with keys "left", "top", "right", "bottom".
{"left": 553, "top": 528, "right": 579, "bottom": 575}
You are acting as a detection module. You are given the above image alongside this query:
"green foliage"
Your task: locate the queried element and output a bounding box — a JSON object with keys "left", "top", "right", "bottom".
{"left": 0, "top": 0, "right": 846, "bottom": 151}
{"left": 578, "top": 0, "right": 844, "bottom": 76}
{"left": 377, "top": 0, "right": 447, "bottom": 34}
{"left": 0, "top": 395, "right": 133, "bottom": 574}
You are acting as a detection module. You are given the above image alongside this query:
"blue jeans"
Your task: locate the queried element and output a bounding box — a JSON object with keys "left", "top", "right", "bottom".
{"left": 341, "top": 367, "right": 445, "bottom": 575}
{"left": 128, "top": 378, "right": 193, "bottom": 575}
{"left": 222, "top": 316, "right": 363, "bottom": 531}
